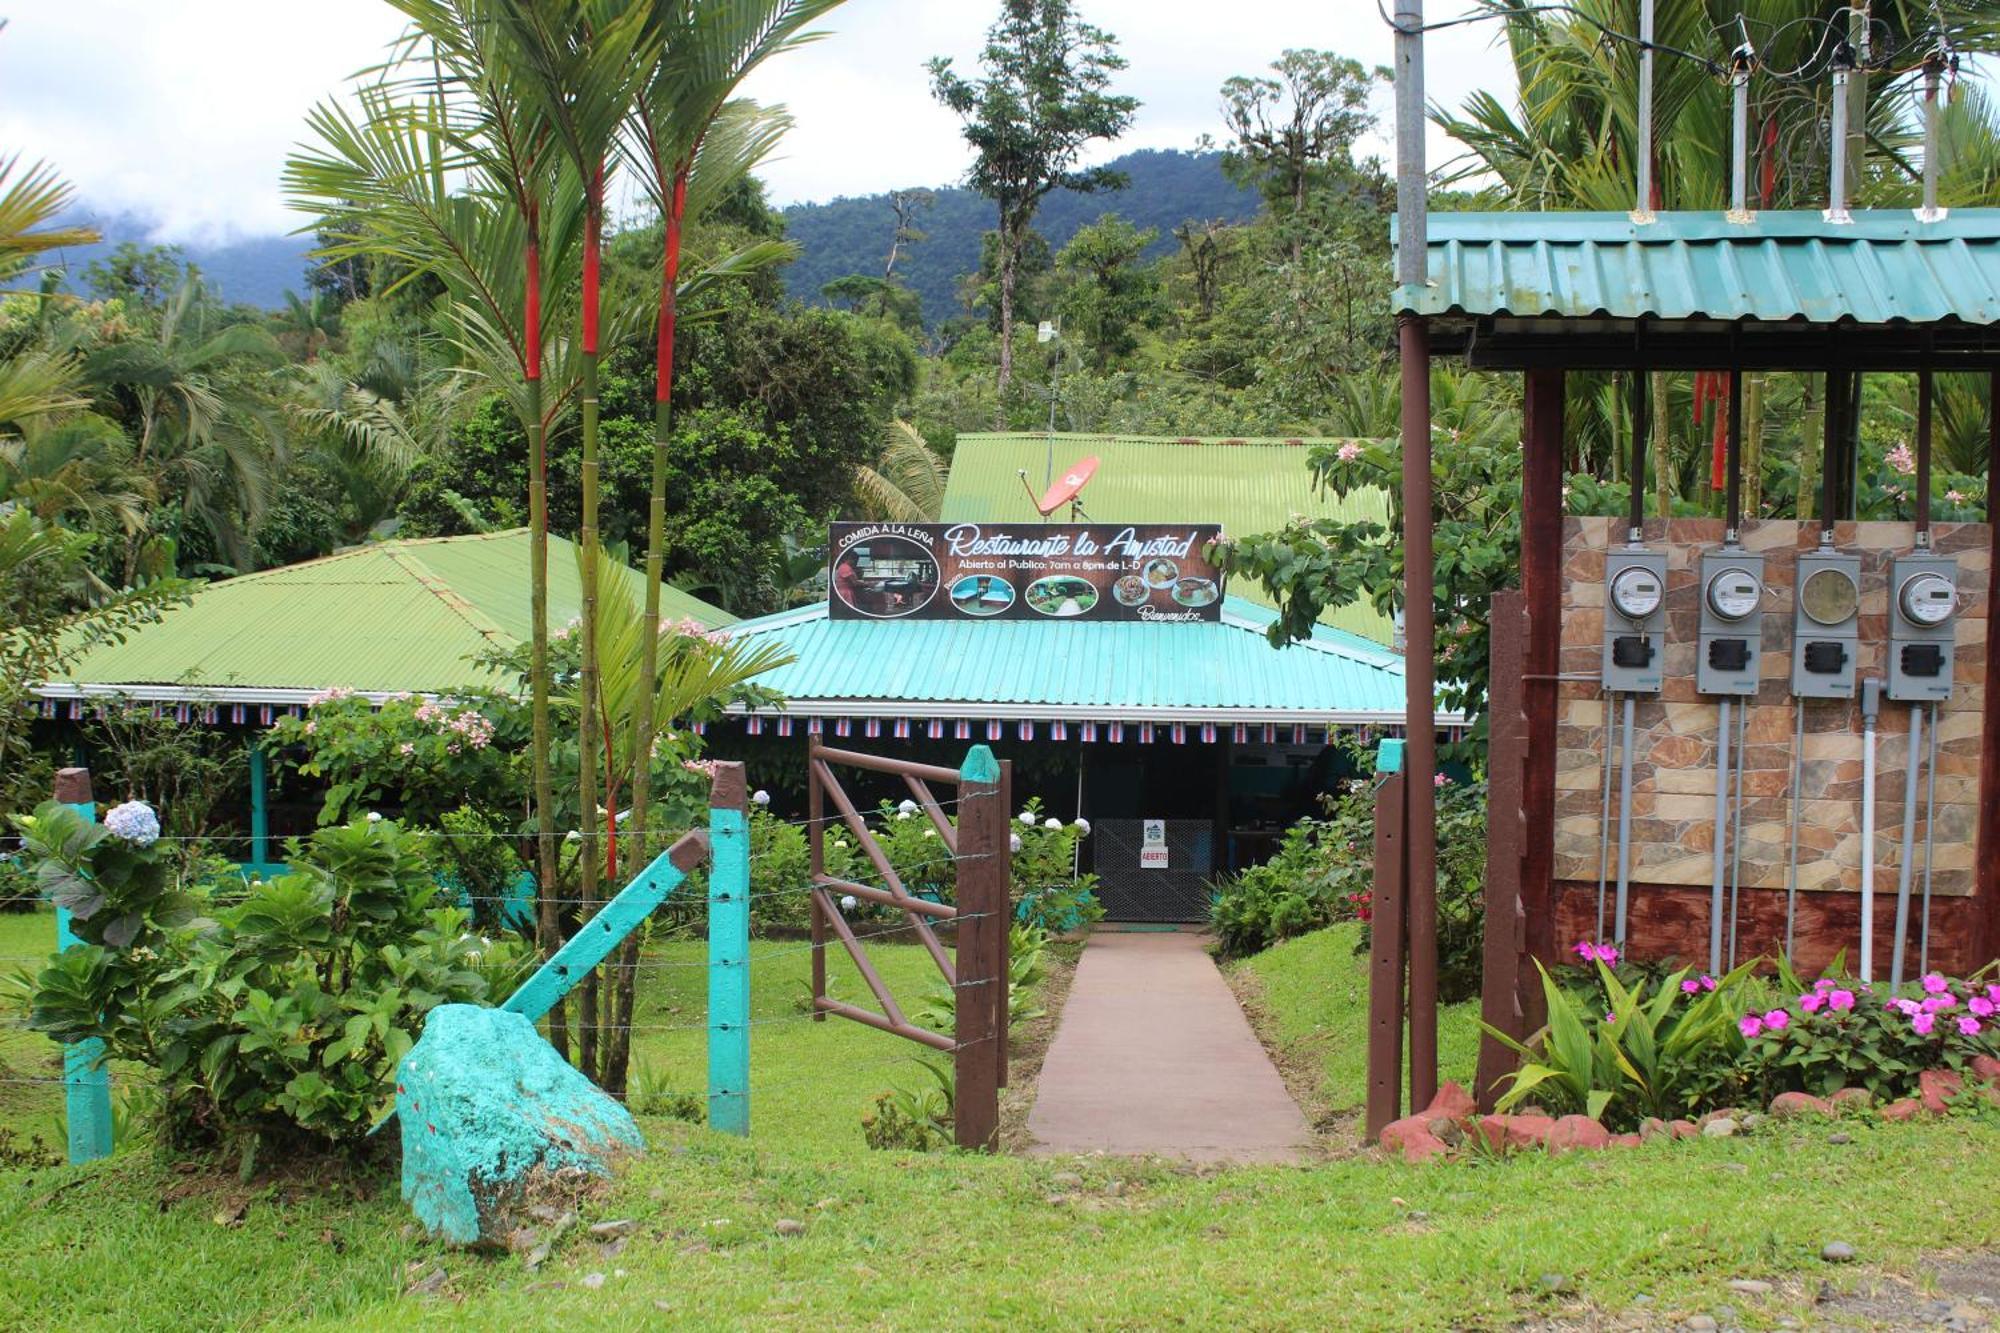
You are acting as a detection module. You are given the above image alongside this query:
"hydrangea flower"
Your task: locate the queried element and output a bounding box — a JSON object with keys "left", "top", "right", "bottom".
{"left": 752, "top": 790, "right": 771, "bottom": 807}
{"left": 1009, "top": 834, "right": 1023, "bottom": 853}
{"left": 897, "top": 799, "right": 919, "bottom": 815}
{"left": 1044, "top": 818, "right": 1061, "bottom": 830}
{"left": 103, "top": 800, "right": 160, "bottom": 847}
{"left": 1073, "top": 818, "right": 1091, "bottom": 836}
{"left": 1739, "top": 1014, "right": 1764, "bottom": 1038}
{"left": 1019, "top": 811, "right": 1036, "bottom": 827}
{"left": 366, "top": 811, "right": 383, "bottom": 824}
{"left": 1922, "top": 972, "right": 1950, "bottom": 995}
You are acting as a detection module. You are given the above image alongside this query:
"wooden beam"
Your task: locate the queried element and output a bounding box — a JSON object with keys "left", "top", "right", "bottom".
{"left": 1364, "top": 771, "right": 1407, "bottom": 1140}
{"left": 1520, "top": 368, "right": 1566, "bottom": 1028}
{"left": 1979, "top": 371, "right": 2000, "bottom": 966}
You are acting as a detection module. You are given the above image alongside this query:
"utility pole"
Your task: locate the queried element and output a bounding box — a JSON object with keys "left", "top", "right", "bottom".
{"left": 1393, "top": 0, "right": 1438, "bottom": 1118}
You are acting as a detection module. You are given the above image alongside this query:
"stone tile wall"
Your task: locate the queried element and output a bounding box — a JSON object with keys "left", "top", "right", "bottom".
{"left": 1554, "top": 518, "right": 1990, "bottom": 899}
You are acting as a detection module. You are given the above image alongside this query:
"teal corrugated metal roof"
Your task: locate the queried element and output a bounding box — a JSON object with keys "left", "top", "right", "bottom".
{"left": 720, "top": 595, "right": 1416, "bottom": 724}
{"left": 940, "top": 432, "right": 1394, "bottom": 644}
{"left": 1395, "top": 210, "right": 2000, "bottom": 324}
{"left": 44, "top": 530, "right": 732, "bottom": 701}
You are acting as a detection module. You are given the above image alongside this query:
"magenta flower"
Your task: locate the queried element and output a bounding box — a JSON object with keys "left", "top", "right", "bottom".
{"left": 1986, "top": 984, "right": 2000, "bottom": 1004}
{"left": 1958, "top": 1016, "right": 1983, "bottom": 1037}
{"left": 1892, "top": 997, "right": 1923, "bottom": 1017}
{"left": 1681, "top": 978, "right": 1702, "bottom": 995}
{"left": 1799, "top": 992, "right": 1825, "bottom": 1014}
{"left": 1815, "top": 978, "right": 1837, "bottom": 992}
{"left": 1573, "top": 940, "right": 1596, "bottom": 961}
{"left": 1604, "top": 1011, "right": 1617, "bottom": 1024}
{"left": 1700, "top": 975, "right": 1718, "bottom": 992}
{"left": 1595, "top": 944, "right": 1620, "bottom": 966}
{"left": 1912, "top": 1012, "right": 1937, "bottom": 1036}
{"left": 1922, "top": 973, "right": 1950, "bottom": 995}
{"left": 1923, "top": 994, "right": 1958, "bottom": 1013}
{"left": 1739, "top": 1014, "right": 1765, "bottom": 1038}
{"left": 1969, "top": 996, "right": 1995, "bottom": 1018}
{"left": 1763, "top": 1008, "right": 1791, "bottom": 1032}
{"left": 1829, "top": 989, "right": 1856, "bottom": 1012}
{"left": 1434, "top": 772, "right": 1451, "bottom": 788}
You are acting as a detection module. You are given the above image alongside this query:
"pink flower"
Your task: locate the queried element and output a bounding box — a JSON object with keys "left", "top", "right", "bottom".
{"left": 1922, "top": 972, "right": 1950, "bottom": 995}
{"left": 1604, "top": 1012, "right": 1617, "bottom": 1024}
{"left": 1969, "top": 996, "right": 1995, "bottom": 1017}
{"left": 1597, "top": 944, "right": 1620, "bottom": 967}
{"left": 1827, "top": 989, "right": 1855, "bottom": 1011}
{"left": 1958, "top": 1016, "right": 1983, "bottom": 1037}
{"left": 1739, "top": 1014, "right": 1765, "bottom": 1038}
{"left": 1573, "top": 941, "right": 1596, "bottom": 961}
{"left": 1815, "top": 978, "right": 1837, "bottom": 991}
{"left": 1336, "top": 441, "right": 1363, "bottom": 463}
{"left": 1763, "top": 1008, "right": 1791, "bottom": 1032}
{"left": 1947, "top": 489, "right": 1970, "bottom": 504}
{"left": 398, "top": 742, "right": 414, "bottom": 756}
{"left": 1892, "top": 997, "right": 1923, "bottom": 1017}
{"left": 1912, "top": 1011, "right": 1937, "bottom": 1036}
{"left": 303, "top": 721, "right": 317, "bottom": 735}
{"left": 1681, "top": 979, "right": 1702, "bottom": 995}
{"left": 1799, "top": 992, "right": 1825, "bottom": 1014}
{"left": 1700, "top": 974, "right": 1717, "bottom": 992}
{"left": 1923, "top": 994, "right": 1957, "bottom": 1013}
{"left": 1434, "top": 773, "right": 1451, "bottom": 788}
{"left": 1887, "top": 442, "right": 1916, "bottom": 476}
{"left": 1988, "top": 984, "right": 2000, "bottom": 1004}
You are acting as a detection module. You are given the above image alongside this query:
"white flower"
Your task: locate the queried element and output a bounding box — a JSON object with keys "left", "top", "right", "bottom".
{"left": 1019, "top": 811, "right": 1036, "bottom": 826}
{"left": 834, "top": 839, "right": 849, "bottom": 850}
{"left": 1009, "top": 834, "right": 1023, "bottom": 853}
{"left": 897, "top": 798, "right": 919, "bottom": 814}
{"left": 839, "top": 894, "right": 858, "bottom": 913}
{"left": 366, "top": 811, "right": 383, "bottom": 824}
{"left": 752, "top": 790, "right": 771, "bottom": 806}
{"left": 565, "top": 830, "right": 583, "bottom": 844}
{"left": 923, "top": 829, "right": 937, "bottom": 838}
{"left": 1044, "top": 818, "right": 1061, "bottom": 830}
{"left": 1073, "top": 818, "right": 1091, "bottom": 837}
{"left": 103, "top": 801, "right": 160, "bottom": 847}
{"left": 896, "top": 810, "right": 911, "bottom": 820}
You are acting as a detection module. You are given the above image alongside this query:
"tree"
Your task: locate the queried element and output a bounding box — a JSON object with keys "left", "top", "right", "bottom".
{"left": 884, "top": 187, "right": 933, "bottom": 280}
{"left": 1218, "top": 50, "right": 1388, "bottom": 264}
{"left": 1050, "top": 214, "right": 1160, "bottom": 369}
{"left": 1171, "top": 218, "right": 1232, "bottom": 321}
{"left": 854, "top": 419, "right": 948, "bottom": 521}
{"left": 928, "top": 0, "right": 1137, "bottom": 407}
{"left": 82, "top": 242, "right": 186, "bottom": 311}
{"left": 820, "top": 273, "right": 923, "bottom": 333}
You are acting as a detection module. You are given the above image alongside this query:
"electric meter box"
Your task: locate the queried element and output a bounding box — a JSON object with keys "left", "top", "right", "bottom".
{"left": 1887, "top": 553, "right": 1958, "bottom": 702}
{"left": 1791, "top": 550, "right": 1861, "bottom": 699}
{"left": 1697, "top": 549, "right": 1765, "bottom": 696}
{"left": 1602, "top": 548, "right": 1668, "bottom": 694}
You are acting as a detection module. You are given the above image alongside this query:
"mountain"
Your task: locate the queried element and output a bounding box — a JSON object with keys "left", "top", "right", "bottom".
{"left": 46, "top": 207, "right": 313, "bottom": 310}
{"left": 779, "top": 148, "right": 1260, "bottom": 326}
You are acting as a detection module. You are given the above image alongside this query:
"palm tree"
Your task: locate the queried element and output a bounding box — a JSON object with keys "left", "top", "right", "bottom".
{"left": 854, "top": 419, "right": 950, "bottom": 521}
{"left": 0, "top": 158, "right": 98, "bottom": 432}
{"left": 0, "top": 415, "right": 153, "bottom": 537}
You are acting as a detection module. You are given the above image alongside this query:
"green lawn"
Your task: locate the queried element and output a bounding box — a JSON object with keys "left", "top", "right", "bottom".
{"left": 4, "top": 911, "right": 2000, "bottom": 1330}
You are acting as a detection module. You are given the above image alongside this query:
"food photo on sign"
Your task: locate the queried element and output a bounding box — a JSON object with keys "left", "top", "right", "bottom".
{"left": 826, "top": 522, "right": 1224, "bottom": 623}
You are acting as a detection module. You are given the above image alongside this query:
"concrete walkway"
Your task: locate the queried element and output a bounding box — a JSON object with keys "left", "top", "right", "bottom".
{"left": 1025, "top": 928, "right": 1312, "bottom": 1163}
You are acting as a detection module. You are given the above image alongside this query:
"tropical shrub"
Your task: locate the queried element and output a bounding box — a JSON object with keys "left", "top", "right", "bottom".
{"left": 1009, "top": 798, "right": 1100, "bottom": 930}
{"left": 268, "top": 689, "right": 514, "bottom": 827}
{"left": 429, "top": 804, "right": 529, "bottom": 935}
{"left": 18, "top": 800, "right": 530, "bottom": 1161}
{"left": 1485, "top": 949, "right": 1762, "bottom": 1128}
{"left": 1738, "top": 963, "right": 2000, "bottom": 1105}
{"left": 917, "top": 923, "right": 1050, "bottom": 1032}
{"left": 860, "top": 1056, "right": 954, "bottom": 1152}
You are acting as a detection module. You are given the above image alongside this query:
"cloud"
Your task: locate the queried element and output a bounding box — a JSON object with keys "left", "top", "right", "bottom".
{"left": 0, "top": 0, "right": 1519, "bottom": 241}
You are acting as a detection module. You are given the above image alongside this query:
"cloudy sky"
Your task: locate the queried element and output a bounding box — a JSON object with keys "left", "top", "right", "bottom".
{"left": 0, "top": 0, "right": 1517, "bottom": 244}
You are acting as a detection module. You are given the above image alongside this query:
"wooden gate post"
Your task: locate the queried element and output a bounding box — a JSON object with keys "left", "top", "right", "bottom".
{"left": 706, "top": 763, "right": 750, "bottom": 1136}
{"left": 52, "top": 767, "right": 113, "bottom": 1165}
{"left": 953, "top": 744, "right": 1005, "bottom": 1151}
{"left": 1476, "top": 591, "right": 1532, "bottom": 1111}
{"left": 1364, "top": 767, "right": 1408, "bottom": 1140}
{"left": 807, "top": 734, "right": 827, "bottom": 1022}
{"left": 996, "top": 757, "right": 1013, "bottom": 1089}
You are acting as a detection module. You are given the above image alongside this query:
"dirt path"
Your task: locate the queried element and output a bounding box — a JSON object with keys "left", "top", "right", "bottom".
{"left": 1023, "top": 928, "right": 1313, "bottom": 1164}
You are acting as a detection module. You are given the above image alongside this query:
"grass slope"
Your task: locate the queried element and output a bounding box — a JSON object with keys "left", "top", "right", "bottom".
{"left": 3, "top": 914, "right": 1999, "bottom": 1330}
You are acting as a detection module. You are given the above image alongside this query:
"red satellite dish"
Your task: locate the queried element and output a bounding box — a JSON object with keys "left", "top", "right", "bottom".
{"left": 1035, "top": 455, "right": 1100, "bottom": 516}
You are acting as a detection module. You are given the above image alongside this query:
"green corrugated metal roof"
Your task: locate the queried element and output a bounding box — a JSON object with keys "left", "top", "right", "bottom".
{"left": 720, "top": 595, "right": 1421, "bottom": 725}
{"left": 940, "top": 432, "right": 1393, "bottom": 643}
{"left": 42, "top": 530, "right": 732, "bottom": 702}
{"left": 1395, "top": 210, "right": 2000, "bottom": 324}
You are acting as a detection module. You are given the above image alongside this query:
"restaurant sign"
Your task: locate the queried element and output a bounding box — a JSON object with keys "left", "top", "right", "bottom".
{"left": 827, "top": 522, "right": 1224, "bottom": 623}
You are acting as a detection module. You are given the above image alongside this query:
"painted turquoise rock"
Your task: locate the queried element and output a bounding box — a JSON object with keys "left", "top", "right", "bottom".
{"left": 398, "top": 1004, "right": 644, "bottom": 1244}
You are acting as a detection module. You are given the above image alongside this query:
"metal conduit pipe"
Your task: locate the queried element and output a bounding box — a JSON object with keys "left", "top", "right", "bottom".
{"left": 1709, "top": 697, "right": 1732, "bottom": 974}
{"left": 1859, "top": 678, "right": 1882, "bottom": 982}
{"left": 1728, "top": 699, "right": 1748, "bottom": 968}
{"left": 1615, "top": 693, "right": 1638, "bottom": 944}
{"left": 1890, "top": 705, "right": 1924, "bottom": 987}
{"left": 1919, "top": 701, "right": 1940, "bottom": 975}
{"left": 1635, "top": 0, "right": 1656, "bottom": 220}
{"left": 1783, "top": 700, "right": 1806, "bottom": 958}
{"left": 1729, "top": 46, "right": 1753, "bottom": 218}
{"left": 1828, "top": 46, "right": 1854, "bottom": 222}
{"left": 1595, "top": 690, "right": 1616, "bottom": 942}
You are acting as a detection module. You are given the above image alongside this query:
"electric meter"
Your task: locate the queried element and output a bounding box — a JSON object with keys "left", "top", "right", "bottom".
{"left": 1887, "top": 554, "right": 1958, "bottom": 702}
{"left": 1610, "top": 566, "right": 1664, "bottom": 621}
{"left": 1704, "top": 567, "right": 1762, "bottom": 622}
{"left": 1799, "top": 565, "right": 1859, "bottom": 627}
{"left": 1898, "top": 570, "right": 1956, "bottom": 627}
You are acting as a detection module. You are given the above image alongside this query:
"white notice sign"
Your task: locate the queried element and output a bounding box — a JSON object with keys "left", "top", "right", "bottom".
{"left": 1141, "top": 819, "right": 1169, "bottom": 869}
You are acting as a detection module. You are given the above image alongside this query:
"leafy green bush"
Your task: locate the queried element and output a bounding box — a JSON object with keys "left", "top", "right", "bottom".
{"left": 18, "top": 801, "right": 531, "bottom": 1160}
{"left": 429, "top": 804, "right": 529, "bottom": 935}
{"left": 268, "top": 690, "right": 514, "bottom": 827}
{"left": 1010, "top": 798, "right": 1101, "bottom": 931}
{"left": 860, "top": 1056, "right": 954, "bottom": 1152}
{"left": 916, "top": 923, "right": 1050, "bottom": 1032}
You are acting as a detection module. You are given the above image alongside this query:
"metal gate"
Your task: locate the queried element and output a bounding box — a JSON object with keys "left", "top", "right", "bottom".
{"left": 1092, "top": 818, "right": 1214, "bottom": 922}
{"left": 806, "top": 739, "right": 1011, "bottom": 1149}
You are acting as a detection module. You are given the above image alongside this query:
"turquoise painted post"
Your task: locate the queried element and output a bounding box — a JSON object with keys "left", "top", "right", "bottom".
{"left": 706, "top": 764, "right": 750, "bottom": 1137}
{"left": 52, "top": 768, "right": 113, "bottom": 1165}
{"left": 247, "top": 739, "right": 269, "bottom": 872}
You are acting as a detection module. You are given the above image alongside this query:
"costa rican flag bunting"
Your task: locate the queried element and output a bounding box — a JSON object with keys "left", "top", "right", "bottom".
{"left": 1262, "top": 723, "right": 1277, "bottom": 744}
{"left": 1080, "top": 721, "right": 1097, "bottom": 743}
{"left": 258, "top": 705, "right": 274, "bottom": 726}
{"left": 1017, "top": 721, "right": 1034, "bottom": 741}
{"left": 834, "top": 717, "right": 852, "bottom": 738}
{"left": 927, "top": 719, "right": 944, "bottom": 740}
{"left": 1232, "top": 723, "right": 1247, "bottom": 744}
{"left": 955, "top": 720, "right": 971, "bottom": 740}
{"left": 806, "top": 717, "right": 823, "bottom": 735}
{"left": 1291, "top": 723, "right": 1307, "bottom": 745}
{"left": 1107, "top": 722, "right": 1123, "bottom": 743}
{"left": 986, "top": 720, "right": 1003, "bottom": 741}
{"left": 1138, "top": 722, "right": 1155, "bottom": 744}
{"left": 39, "top": 699, "right": 55, "bottom": 719}
{"left": 893, "top": 718, "right": 911, "bottom": 739}
{"left": 1200, "top": 723, "right": 1217, "bottom": 744}
{"left": 863, "top": 717, "right": 880, "bottom": 738}
{"left": 693, "top": 721, "right": 707, "bottom": 736}
{"left": 1169, "top": 723, "right": 1186, "bottom": 745}
{"left": 1050, "top": 720, "right": 1067, "bottom": 741}
{"left": 230, "top": 703, "right": 246, "bottom": 724}
{"left": 746, "top": 715, "right": 764, "bottom": 735}
{"left": 776, "top": 715, "right": 793, "bottom": 736}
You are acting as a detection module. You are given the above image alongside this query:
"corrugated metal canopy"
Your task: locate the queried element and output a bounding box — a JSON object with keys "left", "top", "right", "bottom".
{"left": 941, "top": 432, "right": 1393, "bottom": 643}
{"left": 1395, "top": 209, "right": 2000, "bottom": 325}
{"left": 720, "top": 596, "right": 1427, "bottom": 725}
{"left": 41, "top": 530, "right": 732, "bottom": 704}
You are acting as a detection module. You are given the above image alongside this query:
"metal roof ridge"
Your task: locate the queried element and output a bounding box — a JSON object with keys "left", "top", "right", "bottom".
{"left": 1216, "top": 602, "right": 1402, "bottom": 669}
{"left": 378, "top": 544, "right": 509, "bottom": 644}
{"left": 726, "top": 601, "right": 830, "bottom": 636}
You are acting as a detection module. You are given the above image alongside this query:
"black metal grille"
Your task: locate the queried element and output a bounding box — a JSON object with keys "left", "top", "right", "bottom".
{"left": 1092, "top": 819, "right": 1213, "bottom": 923}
